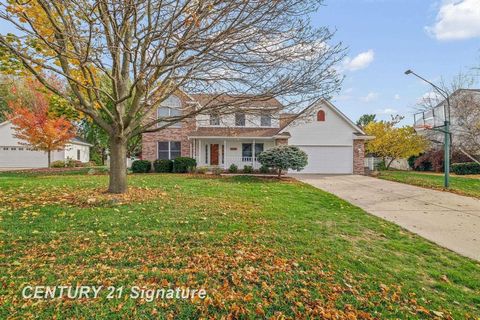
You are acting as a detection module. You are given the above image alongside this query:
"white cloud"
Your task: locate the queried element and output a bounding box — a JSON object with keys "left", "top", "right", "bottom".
{"left": 394, "top": 94, "right": 401, "bottom": 100}
{"left": 376, "top": 108, "right": 398, "bottom": 115}
{"left": 426, "top": 0, "right": 480, "bottom": 40}
{"left": 360, "top": 92, "right": 379, "bottom": 102}
{"left": 343, "top": 50, "right": 375, "bottom": 71}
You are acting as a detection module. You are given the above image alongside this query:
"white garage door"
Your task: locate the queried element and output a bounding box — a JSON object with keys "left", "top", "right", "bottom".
{"left": 0, "top": 147, "right": 48, "bottom": 168}
{"left": 297, "top": 146, "right": 353, "bottom": 174}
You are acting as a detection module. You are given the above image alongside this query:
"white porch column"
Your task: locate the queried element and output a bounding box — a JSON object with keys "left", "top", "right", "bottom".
{"left": 252, "top": 139, "right": 256, "bottom": 167}
{"left": 199, "top": 139, "right": 202, "bottom": 164}
{"left": 224, "top": 139, "right": 227, "bottom": 169}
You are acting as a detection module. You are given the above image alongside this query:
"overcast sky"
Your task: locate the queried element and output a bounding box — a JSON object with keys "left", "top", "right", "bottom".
{"left": 313, "top": 0, "right": 480, "bottom": 125}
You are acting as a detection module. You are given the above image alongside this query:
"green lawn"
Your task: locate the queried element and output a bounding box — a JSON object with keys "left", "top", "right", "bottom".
{"left": 378, "top": 170, "right": 480, "bottom": 199}
{"left": 1, "top": 172, "right": 479, "bottom": 319}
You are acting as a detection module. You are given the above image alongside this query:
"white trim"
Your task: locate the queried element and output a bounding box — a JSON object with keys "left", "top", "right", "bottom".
{"left": 252, "top": 139, "right": 256, "bottom": 166}
{"left": 224, "top": 139, "right": 227, "bottom": 169}
{"left": 69, "top": 140, "right": 94, "bottom": 147}
{"left": 353, "top": 135, "right": 375, "bottom": 141}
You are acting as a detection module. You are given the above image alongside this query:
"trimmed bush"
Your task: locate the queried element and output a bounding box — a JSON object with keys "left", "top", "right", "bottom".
{"left": 228, "top": 164, "right": 238, "bottom": 173}
{"left": 257, "top": 145, "right": 308, "bottom": 177}
{"left": 131, "top": 160, "right": 151, "bottom": 173}
{"left": 212, "top": 167, "right": 224, "bottom": 175}
{"left": 153, "top": 159, "right": 173, "bottom": 173}
{"left": 195, "top": 166, "right": 208, "bottom": 174}
{"left": 173, "top": 157, "right": 196, "bottom": 173}
{"left": 259, "top": 165, "right": 271, "bottom": 174}
{"left": 243, "top": 165, "right": 253, "bottom": 174}
{"left": 51, "top": 160, "right": 65, "bottom": 168}
{"left": 451, "top": 162, "right": 480, "bottom": 175}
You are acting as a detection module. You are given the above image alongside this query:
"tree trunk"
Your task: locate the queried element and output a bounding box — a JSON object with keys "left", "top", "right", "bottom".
{"left": 47, "top": 151, "right": 51, "bottom": 168}
{"left": 386, "top": 158, "right": 395, "bottom": 170}
{"left": 101, "top": 148, "right": 107, "bottom": 165}
{"left": 108, "top": 137, "right": 128, "bottom": 194}
{"left": 277, "top": 168, "right": 282, "bottom": 178}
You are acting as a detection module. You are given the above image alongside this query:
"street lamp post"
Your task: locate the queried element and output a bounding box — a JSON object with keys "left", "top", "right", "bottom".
{"left": 405, "top": 69, "right": 451, "bottom": 189}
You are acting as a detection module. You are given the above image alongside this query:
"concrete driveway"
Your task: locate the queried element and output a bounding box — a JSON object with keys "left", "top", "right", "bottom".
{"left": 294, "top": 174, "right": 480, "bottom": 261}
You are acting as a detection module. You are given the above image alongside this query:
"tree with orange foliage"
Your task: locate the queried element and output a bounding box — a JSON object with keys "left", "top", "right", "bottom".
{"left": 8, "top": 80, "right": 76, "bottom": 167}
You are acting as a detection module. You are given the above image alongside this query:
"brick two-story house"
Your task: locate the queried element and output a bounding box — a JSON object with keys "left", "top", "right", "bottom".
{"left": 142, "top": 92, "right": 372, "bottom": 174}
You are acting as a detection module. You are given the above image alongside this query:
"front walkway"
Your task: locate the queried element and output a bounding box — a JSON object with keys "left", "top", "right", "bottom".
{"left": 294, "top": 174, "right": 480, "bottom": 261}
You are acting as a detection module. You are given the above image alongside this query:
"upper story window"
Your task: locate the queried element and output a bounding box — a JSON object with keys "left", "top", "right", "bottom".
{"left": 260, "top": 114, "right": 272, "bottom": 127}
{"left": 317, "top": 110, "right": 326, "bottom": 122}
{"left": 209, "top": 113, "right": 220, "bottom": 126}
{"left": 235, "top": 112, "right": 246, "bottom": 126}
{"left": 157, "top": 95, "right": 182, "bottom": 128}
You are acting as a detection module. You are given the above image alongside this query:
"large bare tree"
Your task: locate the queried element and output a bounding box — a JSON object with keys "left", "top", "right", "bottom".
{"left": 0, "top": 0, "right": 344, "bottom": 193}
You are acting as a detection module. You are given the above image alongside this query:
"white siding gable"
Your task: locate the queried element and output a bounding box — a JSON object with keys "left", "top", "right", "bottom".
{"left": 0, "top": 121, "right": 26, "bottom": 146}
{"left": 281, "top": 101, "right": 359, "bottom": 146}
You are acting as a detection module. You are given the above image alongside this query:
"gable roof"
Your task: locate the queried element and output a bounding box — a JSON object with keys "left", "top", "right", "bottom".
{"left": 279, "top": 98, "right": 366, "bottom": 135}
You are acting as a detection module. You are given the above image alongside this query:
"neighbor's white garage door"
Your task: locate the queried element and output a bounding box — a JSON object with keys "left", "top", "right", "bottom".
{"left": 297, "top": 146, "right": 353, "bottom": 174}
{"left": 0, "top": 147, "right": 48, "bottom": 168}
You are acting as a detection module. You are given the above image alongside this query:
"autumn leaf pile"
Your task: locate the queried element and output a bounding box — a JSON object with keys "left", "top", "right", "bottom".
{"left": 1, "top": 174, "right": 479, "bottom": 319}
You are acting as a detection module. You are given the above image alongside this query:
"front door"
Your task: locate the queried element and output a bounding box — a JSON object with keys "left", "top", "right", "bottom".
{"left": 210, "top": 144, "right": 219, "bottom": 165}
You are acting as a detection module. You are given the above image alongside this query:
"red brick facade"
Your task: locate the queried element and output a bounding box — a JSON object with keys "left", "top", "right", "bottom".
{"left": 141, "top": 93, "right": 196, "bottom": 161}
{"left": 353, "top": 139, "right": 366, "bottom": 175}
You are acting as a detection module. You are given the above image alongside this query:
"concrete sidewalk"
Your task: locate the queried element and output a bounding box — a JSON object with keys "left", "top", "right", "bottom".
{"left": 294, "top": 174, "right": 480, "bottom": 261}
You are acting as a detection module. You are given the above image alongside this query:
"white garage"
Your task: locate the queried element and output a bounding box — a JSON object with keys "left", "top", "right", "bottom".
{"left": 0, "top": 121, "right": 92, "bottom": 169}
{"left": 297, "top": 146, "right": 353, "bottom": 174}
{"left": 279, "top": 99, "right": 373, "bottom": 175}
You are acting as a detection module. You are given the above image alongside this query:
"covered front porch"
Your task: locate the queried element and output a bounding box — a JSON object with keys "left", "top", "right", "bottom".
{"left": 190, "top": 138, "right": 276, "bottom": 170}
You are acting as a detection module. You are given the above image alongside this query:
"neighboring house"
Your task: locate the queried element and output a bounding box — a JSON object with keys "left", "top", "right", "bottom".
{"left": 142, "top": 93, "right": 373, "bottom": 174}
{"left": 417, "top": 89, "right": 480, "bottom": 155}
{"left": 0, "top": 120, "right": 92, "bottom": 168}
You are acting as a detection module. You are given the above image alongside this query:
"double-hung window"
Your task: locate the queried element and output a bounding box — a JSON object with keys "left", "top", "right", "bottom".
{"left": 260, "top": 114, "right": 272, "bottom": 127}
{"left": 158, "top": 141, "right": 182, "bottom": 160}
{"left": 157, "top": 96, "right": 182, "bottom": 128}
{"left": 235, "top": 113, "right": 246, "bottom": 126}
{"left": 209, "top": 114, "right": 220, "bottom": 126}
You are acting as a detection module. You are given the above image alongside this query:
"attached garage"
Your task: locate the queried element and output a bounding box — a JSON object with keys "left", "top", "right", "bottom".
{"left": 297, "top": 146, "right": 353, "bottom": 174}
{"left": 279, "top": 99, "right": 373, "bottom": 175}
